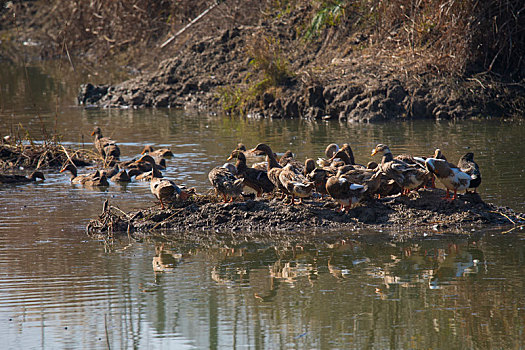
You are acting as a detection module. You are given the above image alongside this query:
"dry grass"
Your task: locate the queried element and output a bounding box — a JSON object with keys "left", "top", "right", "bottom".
{"left": 316, "top": 0, "right": 525, "bottom": 78}
{"left": 3, "top": 0, "right": 523, "bottom": 78}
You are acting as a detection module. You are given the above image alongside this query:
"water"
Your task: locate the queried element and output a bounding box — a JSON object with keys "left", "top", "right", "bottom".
{"left": 1, "top": 61, "right": 524, "bottom": 349}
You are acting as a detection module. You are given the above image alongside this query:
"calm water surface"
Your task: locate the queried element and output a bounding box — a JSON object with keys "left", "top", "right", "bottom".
{"left": 0, "top": 62, "right": 524, "bottom": 349}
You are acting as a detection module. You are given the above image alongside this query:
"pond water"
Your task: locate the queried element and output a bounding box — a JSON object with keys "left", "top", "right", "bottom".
{"left": 1, "top": 61, "right": 524, "bottom": 349}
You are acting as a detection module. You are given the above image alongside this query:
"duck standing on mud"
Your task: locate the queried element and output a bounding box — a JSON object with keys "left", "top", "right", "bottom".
{"left": 326, "top": 168, "right": 367, "bottom": 212}
{"left": 371, "top": 144, "right": 430, "bottom": 195}
{"left": 278, "top": 163, "right": 315, "bottom": 205}
{"left": 424, "top": 157, "right": 471, "bottom": 200}
{"left": 208, "top": 164, "right": 244, "bottom": 203}
{"left": 227, "top": 150, "right": 274, "bottom": 197}
{"left": 249, "top": 143, "right": 288, "bottom": 200}
{"left": 457, "top": 152, "right": 481, "bottom": 193}
{"left": 137, "top": 155, "right": 189, "bottom": 209}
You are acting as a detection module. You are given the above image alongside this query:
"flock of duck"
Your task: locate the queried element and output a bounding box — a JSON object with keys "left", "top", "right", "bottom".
{"left": 208, "top": 142, "right": 481, "bottom": 212}
{"left": 1, "top": 127, "right": 482, "bottom": 213}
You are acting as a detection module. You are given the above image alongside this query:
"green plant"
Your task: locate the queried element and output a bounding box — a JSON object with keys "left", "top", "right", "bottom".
{"left": 305, "top": 0, "right": 345, "bottom": 39}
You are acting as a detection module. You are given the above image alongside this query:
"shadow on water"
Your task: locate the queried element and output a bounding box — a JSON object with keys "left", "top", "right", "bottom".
{"left": 1, "top": 60, "right": 524, "bottom": 349}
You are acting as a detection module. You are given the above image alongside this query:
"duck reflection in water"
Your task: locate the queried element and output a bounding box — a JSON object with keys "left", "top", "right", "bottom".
{"left": 152, "top": 244, "right": 183, "bottom": 273}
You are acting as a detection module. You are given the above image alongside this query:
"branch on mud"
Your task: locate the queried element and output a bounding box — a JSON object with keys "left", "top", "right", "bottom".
{"left": 160, "top": 0, "right": 222, "bottom": 48}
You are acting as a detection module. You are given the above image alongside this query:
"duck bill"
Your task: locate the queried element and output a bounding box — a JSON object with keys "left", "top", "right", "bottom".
{"left": 90, "top": 131, "right": 96, "bottom": 136}
{"left": 226, "top": 155, "right": 233, "bottom": 161}
{"left": 371, "top": 149, "right": 378, "bottom": 156}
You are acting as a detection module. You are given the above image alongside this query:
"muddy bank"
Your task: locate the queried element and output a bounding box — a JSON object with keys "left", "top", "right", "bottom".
{"left": 87, "top": 188, "right": 524, "bottom": 242}
{"left": 77, "top": 23, "right": 523, "bottom": 121}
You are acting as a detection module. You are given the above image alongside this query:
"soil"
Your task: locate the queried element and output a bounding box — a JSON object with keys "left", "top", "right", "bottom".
{"left": 87, "top": 188, "right": 524, "bottom": 243}
{"left": 76, "top": 7, "right": 524, "bottom": 120}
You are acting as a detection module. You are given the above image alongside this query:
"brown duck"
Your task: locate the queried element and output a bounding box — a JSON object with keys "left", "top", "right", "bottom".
{"left": 60, "top": 163, "right": 109, "bottom": 186}
{"left": 249, "top": 143, "right": 287, "bottom": 199}
{"left": 317, "top": 143, "right": 340, "bottom": 167}
{"left": 134, "top": 155, "right": 164, "bottom": 181}
{"left": 279, "top": 150, "right": 304, "bottom": 173}
{"left": 371, "top": 144, "right": 430, "bottom": 195}
{"left": 278, "top": 163, "right": 315, "bottom": 204}
{"left": 227, "top": 150, "right": 274, "bottom": 197}
{"left": 126, "top": 154, "right": 166, "bottom": 179}
{"left": 326, "top": 168, "right": 367, "bottom": 212}
{"left": 0, "top": 171, "right": 45, "bottom": 184}
{"left": 137, "top": 155, "right": 188, "bottom": 208}
{"left": 141, "top": 145, "right": 174, "bottom": 158}
{"left": 110, "top": 168, "right": 131, "bottom": 182}
{"left": 208, "top": 164, "right": 244, "bottom": 203}
{"left": 91, "top": 127, "right": 120, "bottom": 161}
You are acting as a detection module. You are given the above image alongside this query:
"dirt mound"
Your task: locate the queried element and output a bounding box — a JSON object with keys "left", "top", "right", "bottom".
{"left": 86, "top": 188, "right": 524, "bottom": 242}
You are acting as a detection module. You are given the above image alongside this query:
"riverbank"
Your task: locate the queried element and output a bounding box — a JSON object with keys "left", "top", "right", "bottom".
{"left": 76, "top": 23, "right": 523, "bottom": 121}
{"left": 87, "top": 189, "right": 524, "bottom": 242}
{"left": 3, "top": 1, "right": 523, "bottom": 120}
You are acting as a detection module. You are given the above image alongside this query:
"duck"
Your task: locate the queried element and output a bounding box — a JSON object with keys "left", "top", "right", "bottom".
{"left": 279, "top": 150, "right": 304, "bottom": 173}
{"left": 235, "top": 142, "right": 261, "bottom": 160}
{"left": 91, "top": 126, "right": 120, "bottom": 161}
{"left": 0, "top": 171, "right": 45, "bottom": 184}
{"left": 137, "top": 156, "right": 188, "bottom": 208}
{"left": 371, "top": 144, "right": 430, "bottom": 195}
{"left": 305, "top": 157, "right": 331, "bottom": 197}
{"left": 326, "top": 168, "right": 367, "bottom": 212}
{"left": 126, "top": 154, "right": 165, "bottom": 177}
{"left": 60, "top": 163, "right": 109, "bottom": 186}
{"left": 100, "top": 164, "right": 120, "bottom": 178}
{"left": 134, "top": 155, "right": 164, "bottom": 181}
{"left": 141, "top": 145, "right": 174, "bottom": 158}
{"left": 339, "top": 143, "right": 356, "bottom": 165}
{"left": 150, "top": 176, "right": 189, "bottom": 209}
{"left": 249, "top": 143, "right": 287, "bottom": 199}
{"left": 208, "top": 164, "right": 244, "bottom": 203}
{"left": 307, "top": 167, "right": 330, "bottom": 197}
{"left": 304, "top": 158, "right": 316, "bottom": 176}
{"left": 317, "top": 143, "right": 340, "bottom": 167}
{"left": 227, "top": 150, "right": 274, "bottom": 197}
{"left": 333, "top": 166, "right": 385, "bottom": 198}
{"left": 457, "top": 152, "right": 481, "bottom": 193}
{"left": 424, "top": 157, "right": 471, "bottom": 200}
{"left": 236, "top": 143, "right": 248, "bottom": 152}
{"left": 278, "top": 163, "right": 315, "bottom": 204}
{"left": 221, "top": 162, "right": 238, "bottom": 176}
{"left": 110, "top": 168, "right": 131, "bottom": 182}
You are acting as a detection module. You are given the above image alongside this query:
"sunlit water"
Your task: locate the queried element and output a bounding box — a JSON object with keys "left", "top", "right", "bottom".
{"left": 0, "top": 61, "right": 524, "bottom": 349}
